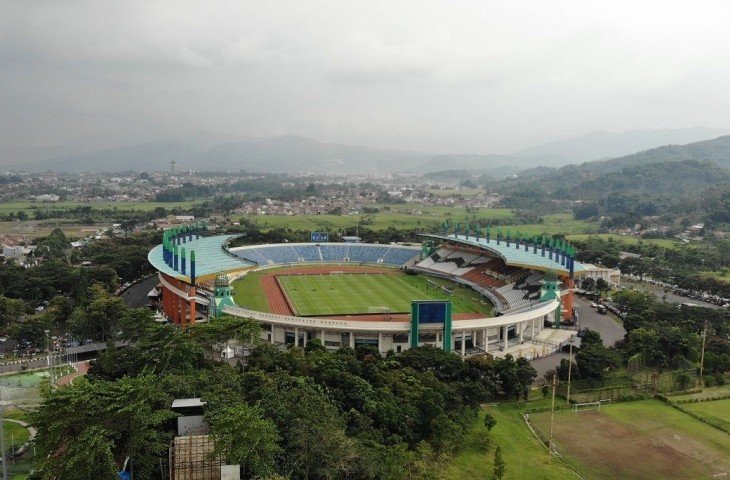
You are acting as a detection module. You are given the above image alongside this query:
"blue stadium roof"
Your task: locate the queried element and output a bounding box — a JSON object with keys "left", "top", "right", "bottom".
{"left": 147, "top": 234, "right": 254, "bottom": 282}
{"left": 423, "top": 234, "right": 587, "bottom": 274}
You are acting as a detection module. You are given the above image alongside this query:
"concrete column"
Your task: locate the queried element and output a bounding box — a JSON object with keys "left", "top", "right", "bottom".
{"left": 473, "top": 331, "right": 477, "bottom": 349}
{"left": 270, "top": 325, "right": 275, "bottom": 344}
{"left": 378, "top": 332, "right": 383, "bottom": 353}
{"left": 519, "top": 322, "right": 524, "bottom": 342}
{"left": 503, "top": 325, "right": 508, "bottom": 350}
{"left": 320, "top": 329, "right": 325, "bottom": 343}
{"left": 461, "top": 332, "right": 466, "bottom": 356}
{"left": 484, "top": 328, "right": 488, "bottom": 351}
{"left": 294, "top": 327, "right": 299, "bottom": 347}
{"left": 349, "top": 332, "right": 355, "bottom": 348}
{"left": 303, "top": 331, "right": 308, "bottom": 347}
{"left": 532, "top": 318, "right": 536, "bottom": 339}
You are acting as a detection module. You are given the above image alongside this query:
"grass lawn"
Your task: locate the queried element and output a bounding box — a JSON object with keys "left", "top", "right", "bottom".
{"left": 444, "top": 399, "right": 574, "bottom": 480}
{"left": 277, "top": 273, "right": 492, "bottom": 316}
{"left": 682, "top": 398, "right": 730, "bottom": 428}
{"left": 231, "top": 269, "right": 276, "bottom": 312}
{"left": 670, "top": 384, "right": 730, "bottom": 401}
{"left": 0, "top": 220, "right": 108, "bottom": 238}
{"left": 566, "top": 233, "right": 681, "bottom": 249}
{"left": 2, "top": 419, "right": 31, "bottom": 448}
{"left": 529, "top": 399, "right": 730, "bottom": 479}
{"left": 0, "top": 200, "right": 205, "bottom": 215}
{"left": 700, "top": 269, "right": 730, "bottom": 283}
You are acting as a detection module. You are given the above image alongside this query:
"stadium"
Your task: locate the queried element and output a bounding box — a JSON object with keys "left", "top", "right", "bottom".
{"left": 147, "top": 224, "right": 615, "bottom": 358}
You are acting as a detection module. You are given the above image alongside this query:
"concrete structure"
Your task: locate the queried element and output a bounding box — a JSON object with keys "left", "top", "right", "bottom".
{"left": 147, "top": 228, "right": 585, "bottom": 359}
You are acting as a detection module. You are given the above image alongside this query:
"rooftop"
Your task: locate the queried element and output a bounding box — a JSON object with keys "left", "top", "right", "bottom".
{"left": 424, "top": 233, "right": 588, "bottom": 274}
{"left": 147, "top": 234, "right": 253, "bottom": 282}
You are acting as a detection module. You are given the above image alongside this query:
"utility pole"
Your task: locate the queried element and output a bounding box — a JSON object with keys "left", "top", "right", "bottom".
{"left": 1, "top": 389, "right": 7, "bottom": 480}
{"left": 548, "top": 373, "right": 556, "bottom": 464}
{"left": 699, "top": 320, "right": 708, "bottom": 389}
{"left": 566, "top": 338, "right": 574, "bottom": 405}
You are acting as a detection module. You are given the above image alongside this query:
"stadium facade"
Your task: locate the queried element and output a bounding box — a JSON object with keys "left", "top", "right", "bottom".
{"left": 147, "top": 224, "right": 617, "bottom": 358}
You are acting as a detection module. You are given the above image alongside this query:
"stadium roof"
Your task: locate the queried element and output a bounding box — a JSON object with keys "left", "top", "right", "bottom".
{"left": 147, "top": 234, "right": 253, "bottom": 282}
{"left": 423, "top": 234, "right": 588, "bottom": 274}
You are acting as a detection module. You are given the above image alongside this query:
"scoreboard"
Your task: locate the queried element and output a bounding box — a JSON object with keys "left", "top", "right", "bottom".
{"left": 310, "top": 232, "right": 329, "bottom": 243}
{"left": 410, "top": 300, "right": 453, "bottom": 352}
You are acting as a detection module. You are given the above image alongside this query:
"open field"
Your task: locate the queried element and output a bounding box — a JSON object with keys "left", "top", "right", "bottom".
{"left": 0, "top": 220, "right": 107, "bottom": 238}
{"left": 529, "top": 400, "right": 730, "bottom": 480}
{"left": 426, "top": 188, "right": 485, "bottom": 197}
{"left": 239, "top": 206, "right": 515, "bottom": 231}
{"left": 277, "top": 272, "right": 492, "bottom": 316}
{"left": 682, "top": 398, "right": 730, "bottom": 428}
{"left": 671, "top": 384, "right": 730, "bottom": 401}
{"left": 566, "top": 233, "right": 682, "bottom": 249}
{"left": 444, "top": 398, "right": 573, "bottom": 480}
{"left": 239, "top": 209, "right": 596, "bottom": 235}
{"left": 701, "top": 269, "right": 730, "bottom": 283}
{"left": 0, "top": 200, "right": 204, "bottom": 215}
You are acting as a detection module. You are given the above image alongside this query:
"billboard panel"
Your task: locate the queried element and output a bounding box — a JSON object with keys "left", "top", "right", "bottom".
{"left": 311, "top": 232, "right": 329, "bottom": 243}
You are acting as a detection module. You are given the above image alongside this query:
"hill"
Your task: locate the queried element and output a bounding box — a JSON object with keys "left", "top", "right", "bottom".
{"left": 513, "top": 127, "right": 730, "bottom": 166}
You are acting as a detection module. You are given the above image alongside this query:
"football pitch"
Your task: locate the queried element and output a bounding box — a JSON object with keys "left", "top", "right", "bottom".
{"left": 529, "top": 399, "right": 730, "bottom": 479}
{"left": 277, "top": 273, "right": 453, "bottom": 316}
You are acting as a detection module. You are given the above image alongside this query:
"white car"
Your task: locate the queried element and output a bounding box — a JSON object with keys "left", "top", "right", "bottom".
{"left": 590, "top": 302, "right": 598, "bottom": 308}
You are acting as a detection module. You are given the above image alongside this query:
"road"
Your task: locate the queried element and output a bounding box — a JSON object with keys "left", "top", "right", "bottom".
{"left": 530, "top": 296, "right": 626, "bottom": 377}
{"left": 121, "top": 275, "right": 159, "bottom": 308}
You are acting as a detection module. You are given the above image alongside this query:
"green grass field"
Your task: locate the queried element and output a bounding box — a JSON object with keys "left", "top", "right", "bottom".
{"left": 2, "top": 419, "right": 31, "bottom": 447}
{"left": 0, "top": 200, "right": 205, "bottom": 215}
{"left": 529, "top": 399, "right": 730, "bottom": 479}
{"left": 682, "top": 398, "right": 730, "bottom": 428}
{"left": 566, "top": 233, "right": 682, "bottom": 249}
{"left": 701, "top": 269, "right": 730, "bottom": 283}
{"left": 277, "top": 273, "right": 492, "bottom": 316}
{"left": 670, "top": 384, "right": 730, "bottom": 401}
{"left": 444, "top": 398, "right": 573, "bottom": 480}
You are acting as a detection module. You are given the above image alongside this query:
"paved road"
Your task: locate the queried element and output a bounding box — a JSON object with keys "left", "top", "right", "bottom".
{"left": 0, "top": 355, "right": 66, "bottom": 375}
{"left": 530, "top": 296, "right": 626, "bottom": 377}
{"left": 121, "top": 275, "right": 158, "bottom": 308}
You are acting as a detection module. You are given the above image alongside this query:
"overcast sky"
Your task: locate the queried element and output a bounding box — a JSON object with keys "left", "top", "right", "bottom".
{"left": 2, "top": 0, "right": 730, "bottom": 154}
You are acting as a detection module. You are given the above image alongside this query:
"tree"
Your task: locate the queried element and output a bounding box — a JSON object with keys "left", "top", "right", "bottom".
{"left": 0, "top": 294, "right": 24, "bottom": 329}
{"left": 32, "top": 374, "right": 175, "bottom": 480}
{"left": 595, "top": 278, "right": 610, "bottom": 294}
{"left": 493, "top": 445, "right": 506, "bottom": 480}
{"left": 483, "top": 412, "right": 497, "bottom": 432}
{"left": 576, "top": 345, "right": 620, "bottom": 381}
{"left": 191, "top": 314, "right": 260, "bottom": 356}
{"left": 67, "top": 284, "right": 125, "bottom": 341}
{"left": 580, "top": 329, "right": 603, "bottom": 349}
{"left": 208, "top": 404, "right": 281, "bottom": 478}
{"left": 581, "top": 277, "right": 595, "bottom": 292}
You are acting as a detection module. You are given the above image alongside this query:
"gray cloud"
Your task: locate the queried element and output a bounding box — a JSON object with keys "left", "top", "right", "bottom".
{"left": 2, "top": 0, "right": 730, "bottom": 154}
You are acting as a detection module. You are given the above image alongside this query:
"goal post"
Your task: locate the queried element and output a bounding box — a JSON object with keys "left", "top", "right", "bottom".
{"left": 573, "top": 401, "right": 601, "bottom": 413}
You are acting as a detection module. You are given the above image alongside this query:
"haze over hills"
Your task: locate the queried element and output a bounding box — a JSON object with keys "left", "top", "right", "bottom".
{"left": 3, "top": 127, "right": 729, "bottom": 174}
{"left": 511, "top": 127, "right": 730, "bottom": 166}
